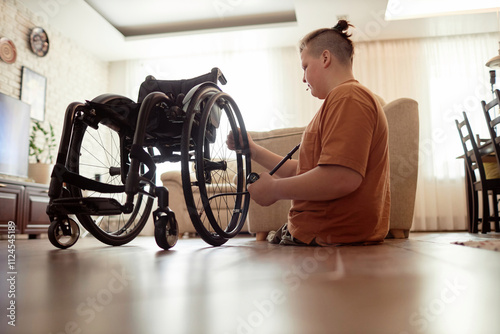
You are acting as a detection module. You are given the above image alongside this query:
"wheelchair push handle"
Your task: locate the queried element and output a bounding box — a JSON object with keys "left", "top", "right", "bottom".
{"left": 212, "top": 67, "right": 227, "bottom": 85}
{"left": 247, "top": 143, "right": 301, "bottom": 184}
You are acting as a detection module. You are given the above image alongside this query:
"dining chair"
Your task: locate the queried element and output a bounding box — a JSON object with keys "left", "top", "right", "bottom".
{"left": 481, "top": 89, "right": 500, "bottom": 232}
{"left": 481, "top": 89, "right": 500, "bottom": 160}
{"left": 456, "top": 111, "right": 500, "bottom": 233}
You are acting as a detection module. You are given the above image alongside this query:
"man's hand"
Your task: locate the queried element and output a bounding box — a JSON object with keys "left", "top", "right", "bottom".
{"left": 247, "top": 172, "right": 278, "bottom": 206}
{"left": 226, "top": 128, "right": 255, "bottom": 153}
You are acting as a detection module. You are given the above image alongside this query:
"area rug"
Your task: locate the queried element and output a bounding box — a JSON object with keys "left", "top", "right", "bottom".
{"left": 452, "top": 240, "right": 500, "bottom": 251}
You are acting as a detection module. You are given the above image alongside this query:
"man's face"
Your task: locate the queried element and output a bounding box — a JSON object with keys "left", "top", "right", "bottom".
{"left": 300, "top": 47, "right": 326, "bottom": 99}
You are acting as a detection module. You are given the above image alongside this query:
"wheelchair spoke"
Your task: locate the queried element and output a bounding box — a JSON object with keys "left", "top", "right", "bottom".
{"left": 78, "top": 163, "right": 111, "bottom": 170}
{"left": 85, "top": 128, "right": 121, "bottom": 167}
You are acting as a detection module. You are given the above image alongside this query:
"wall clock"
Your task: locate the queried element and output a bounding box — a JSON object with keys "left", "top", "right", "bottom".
{"left": 0, "top": 37, "right": 17, "bottom": 64}
{"left": 30, "top": 27, "right": 49, "bottom": 57}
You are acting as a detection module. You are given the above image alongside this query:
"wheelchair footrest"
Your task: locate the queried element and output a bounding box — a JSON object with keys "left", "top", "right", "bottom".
{"left": 48, "top": 197, "right": 124, "bottom": 216}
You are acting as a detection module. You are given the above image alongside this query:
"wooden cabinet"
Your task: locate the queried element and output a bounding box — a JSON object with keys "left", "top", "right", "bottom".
{"left": 0, "top": 182, "right": 23, "bottom": 234}
{"left": 0, "top": 178, "right": 50, "bottom": 236}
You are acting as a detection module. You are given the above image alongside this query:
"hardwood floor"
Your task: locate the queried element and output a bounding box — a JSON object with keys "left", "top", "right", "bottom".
{"left": 1, "top": 232, "right": 500, "bottom": 334}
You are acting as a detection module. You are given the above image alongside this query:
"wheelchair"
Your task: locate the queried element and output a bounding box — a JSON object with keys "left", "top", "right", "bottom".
{"left": 46, "top": 68, "right": 251, "bottom": 250}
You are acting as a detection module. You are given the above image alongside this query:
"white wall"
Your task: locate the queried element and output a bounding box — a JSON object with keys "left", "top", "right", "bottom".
{"left": 0, "top": 0, "right": 109, "bottom": 163}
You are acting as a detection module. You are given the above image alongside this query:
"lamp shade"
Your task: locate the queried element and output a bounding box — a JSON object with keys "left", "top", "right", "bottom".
{"left": 487, "top": 42, "right": 500, "bottom": 69}
{"left": 486, "top": 54, "right": 500, "bottom": 68}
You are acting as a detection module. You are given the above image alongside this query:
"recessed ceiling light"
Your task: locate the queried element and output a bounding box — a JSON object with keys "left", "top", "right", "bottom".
{"left": 385, "top": 0, "right": 499, "bottom": 20}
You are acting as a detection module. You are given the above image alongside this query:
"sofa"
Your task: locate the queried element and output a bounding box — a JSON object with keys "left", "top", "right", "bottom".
{"left": 160, "top": 97, "right": 419, "bottom": 239}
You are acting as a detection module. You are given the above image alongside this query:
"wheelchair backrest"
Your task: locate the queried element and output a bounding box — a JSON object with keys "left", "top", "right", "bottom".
{"left": 137, "top": 67, "right": 227, "bottom": 103}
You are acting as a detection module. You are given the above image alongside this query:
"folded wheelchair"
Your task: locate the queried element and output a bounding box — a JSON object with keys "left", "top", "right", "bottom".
{"left": 46, "top": 68, "right": 251, "bottom": 250}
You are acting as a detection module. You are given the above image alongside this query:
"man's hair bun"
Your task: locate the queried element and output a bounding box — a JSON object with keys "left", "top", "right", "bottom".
{"left": 332, "top": 20, "right": 353, "bottom": 38}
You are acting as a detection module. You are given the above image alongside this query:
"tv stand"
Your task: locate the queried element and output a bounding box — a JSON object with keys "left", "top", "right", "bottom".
{"left": 0, "top": 177, "right": 50, "bottom": 237}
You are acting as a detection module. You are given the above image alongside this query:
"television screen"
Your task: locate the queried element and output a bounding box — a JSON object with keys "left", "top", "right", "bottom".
{"left": 0, "top": 92, "right": 31, "bottom": 178}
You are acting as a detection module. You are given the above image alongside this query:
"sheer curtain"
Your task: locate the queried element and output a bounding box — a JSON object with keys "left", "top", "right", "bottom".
{"left": 122, "top": 32, "right": 499, "bottom": 231}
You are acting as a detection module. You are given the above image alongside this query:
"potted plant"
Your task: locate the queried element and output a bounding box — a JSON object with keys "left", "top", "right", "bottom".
{"left": 28, "top": 120, "right": 56, "bottom": 184}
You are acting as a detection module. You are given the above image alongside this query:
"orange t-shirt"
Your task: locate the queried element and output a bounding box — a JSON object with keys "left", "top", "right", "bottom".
{"left": 288, "top": 80, "right": 391, "bottom": 245}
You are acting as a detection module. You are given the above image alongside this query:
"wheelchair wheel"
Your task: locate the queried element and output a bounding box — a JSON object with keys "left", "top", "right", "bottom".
{"left": 181, "top": 88, "right": 251, "bottom": 246}
{"left": 48, "top": 217, "right": 80, "bottom": 249}
{"left": 154, "top": 210, "right": 179, "bottom": 250}
{"left": 67, "top": 99, "right": 154, "bottom": 246}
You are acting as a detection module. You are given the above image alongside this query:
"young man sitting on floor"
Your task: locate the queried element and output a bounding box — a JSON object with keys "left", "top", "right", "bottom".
{"left": 227, "top": 20, "right": 391, "bottom": 246}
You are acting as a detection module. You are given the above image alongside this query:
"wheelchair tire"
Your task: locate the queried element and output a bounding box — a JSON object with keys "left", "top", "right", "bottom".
{"left": 181, "top": 87, "right": 251, "bottom": 246}
{"left": 67, "top": 99, "right": 154, "bottom": 246}
{"left": 154, "top": 210, "right": 179, "bottom": 250}
{"left": 48, "top": 217, "right": 80, "bottom": 249}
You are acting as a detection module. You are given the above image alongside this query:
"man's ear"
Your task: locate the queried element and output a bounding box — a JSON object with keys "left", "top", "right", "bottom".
{"left": 322, "top": 50, "right": 331, "bottom": 68}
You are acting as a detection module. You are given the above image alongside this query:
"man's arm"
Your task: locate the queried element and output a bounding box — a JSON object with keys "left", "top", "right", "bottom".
{"left": 247, "top": 164, "right": 362, "bottom": 206}
{"left": 250, "top": 144, "right": 298, "bottom": 178}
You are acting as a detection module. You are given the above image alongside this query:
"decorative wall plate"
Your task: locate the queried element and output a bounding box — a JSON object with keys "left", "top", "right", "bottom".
{"left": 0, "top": 37, "right": 17, "bottom": 64}
{"left": 30, "top": 27, "right": 49, "bottom": 57}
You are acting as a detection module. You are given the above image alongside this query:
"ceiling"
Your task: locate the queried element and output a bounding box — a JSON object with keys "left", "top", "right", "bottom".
{"left": 18, "top": 0, "right": 500, "bottom": 62}
{"left": 84, "top": 0, "right": 298, "bottom": 37}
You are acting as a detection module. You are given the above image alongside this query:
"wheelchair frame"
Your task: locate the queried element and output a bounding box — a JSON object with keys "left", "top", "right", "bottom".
{"left": 46, "top": 68, "right": 251, "bottom": 250}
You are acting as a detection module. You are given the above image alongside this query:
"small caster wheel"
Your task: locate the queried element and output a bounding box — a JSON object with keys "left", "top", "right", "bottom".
{"left": 48, "top": 217, "right": 80, "bottom": 249}
{"left": 154, "top": 210, "right": 179, "bottom": 250}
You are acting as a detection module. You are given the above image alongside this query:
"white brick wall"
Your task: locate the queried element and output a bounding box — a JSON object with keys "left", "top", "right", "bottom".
{"left": 0, "top": 0, "right": 109, "bottom": 162}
